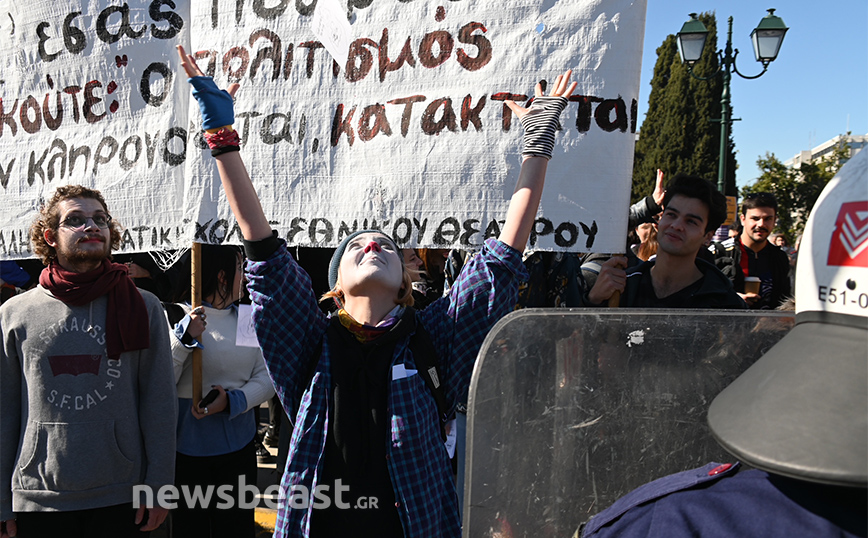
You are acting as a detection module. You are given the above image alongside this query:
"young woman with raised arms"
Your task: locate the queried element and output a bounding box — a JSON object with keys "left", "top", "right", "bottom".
{"left": 178, "top": 44, "right": 575, "bottom": 538}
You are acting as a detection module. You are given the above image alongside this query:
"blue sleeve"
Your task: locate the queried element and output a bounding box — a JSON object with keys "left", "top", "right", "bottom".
{"left": 227, "top": 389, "right": 248, "bottom": 420}
{"left": 0, "top": 262, "right": 30, "bottom": 288}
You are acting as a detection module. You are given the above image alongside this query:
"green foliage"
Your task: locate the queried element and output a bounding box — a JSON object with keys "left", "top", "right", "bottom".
{"left": 632, "top": 12, "right": 738, "bottom": 202}
{"left": 742, "top": 137, "right": 851, "bottom": 243}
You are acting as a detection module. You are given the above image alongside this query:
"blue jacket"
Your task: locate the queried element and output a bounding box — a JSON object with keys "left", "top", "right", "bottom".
{"left": 583, "top": 462, "right": 867, "bottom": 537}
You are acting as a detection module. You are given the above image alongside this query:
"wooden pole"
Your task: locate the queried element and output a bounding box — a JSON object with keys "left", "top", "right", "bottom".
{"left": 607, "top": 253, "right": 623, "bottom": 308}
{"left": 191, "top": 242, "right": 203, "bottom": 405}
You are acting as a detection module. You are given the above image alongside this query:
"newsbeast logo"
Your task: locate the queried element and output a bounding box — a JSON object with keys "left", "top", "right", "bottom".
{"left": 134, "top": 478, "right": 379, "bottom": 511}
{"left": 827, "top": 201, "right": 868, "bottom": 267}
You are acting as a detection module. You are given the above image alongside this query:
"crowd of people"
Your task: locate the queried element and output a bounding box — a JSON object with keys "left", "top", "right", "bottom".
{"left": 0, "top": 47, "right": 860, "bottom": 538}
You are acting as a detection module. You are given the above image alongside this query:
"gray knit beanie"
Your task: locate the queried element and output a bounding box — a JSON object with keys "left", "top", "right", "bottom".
{"left": 328, "top": 230, "right": 402, "bottom": 289}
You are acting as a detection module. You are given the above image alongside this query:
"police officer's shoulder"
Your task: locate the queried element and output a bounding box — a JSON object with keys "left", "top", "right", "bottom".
{"left": 581, "top": 462, "right": 740, "bottom": 537}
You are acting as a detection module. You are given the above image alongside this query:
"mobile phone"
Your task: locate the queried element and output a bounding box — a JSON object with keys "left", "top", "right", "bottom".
{"left": 199, "top": 388, "right": 219, "bottom": 408}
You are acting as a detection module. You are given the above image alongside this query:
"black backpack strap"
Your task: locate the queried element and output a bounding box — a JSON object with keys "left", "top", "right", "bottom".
{"left": 289, "top": 334, "right": 324, "bottom": 425}
{"left": 293, "top": 310, "right": 450, "bottom": 438}
{"left": 405, "top": 310, "right": 451, "bottom": 432}
{"left": 162, "top": 302, "right": 186, "bottom": 326}
{"left": 306, "top": 336, "right": 324, "bottom": 389}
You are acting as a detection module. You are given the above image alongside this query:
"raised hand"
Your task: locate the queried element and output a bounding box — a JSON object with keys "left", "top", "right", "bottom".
{"left": 505, "top": 69, "right": 578, "bottom": 121}
{"left": 497, "top": 69, "right": 577, "bottom": 252}
{"left": 176, "top": 45, "right": 271, "bottom": 241}
{"left": 505, "top": 70, "right": 577, "bottom": 160}
{"left": 177, "top": 45, "right": 239, "bottom": 132}
{"left": 653, "top": 169, "right": 666, "bottom": 207}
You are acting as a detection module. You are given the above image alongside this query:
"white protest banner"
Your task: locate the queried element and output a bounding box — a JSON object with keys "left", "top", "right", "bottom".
{"left": 0, "top": 0, "right": 646, "bottom": 260}
{"left": 0, "top": 0, "right": 190, "bottom": 260}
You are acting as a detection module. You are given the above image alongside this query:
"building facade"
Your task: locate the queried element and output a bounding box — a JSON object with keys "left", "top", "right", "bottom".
{"left": 784, "top": 133, "right": 868, "bottom": 169}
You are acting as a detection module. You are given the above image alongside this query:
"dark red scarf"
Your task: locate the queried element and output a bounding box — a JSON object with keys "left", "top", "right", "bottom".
{"left": 39, "top": 259, "right": 150, "bottom": 359}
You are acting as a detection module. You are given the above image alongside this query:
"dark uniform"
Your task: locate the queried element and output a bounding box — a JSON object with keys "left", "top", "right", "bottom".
{"left": 583, "top": 462, "right": 867, "bottom": 538}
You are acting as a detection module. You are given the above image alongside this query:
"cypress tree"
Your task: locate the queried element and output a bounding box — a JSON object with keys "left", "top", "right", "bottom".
{"left": 631, "top": 12, "right": 737, "bottom": 202}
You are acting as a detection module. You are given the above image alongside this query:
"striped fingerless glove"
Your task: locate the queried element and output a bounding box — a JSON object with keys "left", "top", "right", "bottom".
{"left": 519, "top": 96, "right": 569, "bottom": 160}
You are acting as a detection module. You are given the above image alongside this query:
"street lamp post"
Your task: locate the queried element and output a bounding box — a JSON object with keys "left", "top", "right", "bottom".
{"left": 676, "top": 9, "right": 788, "bottom": 195}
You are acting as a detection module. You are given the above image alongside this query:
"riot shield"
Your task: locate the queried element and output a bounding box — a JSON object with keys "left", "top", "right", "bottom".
{"left": 463, "top": 309, "right": 794, "bottom": 538}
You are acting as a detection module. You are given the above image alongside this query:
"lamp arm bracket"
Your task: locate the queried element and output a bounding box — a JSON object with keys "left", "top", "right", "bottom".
{"left": 731, "top": 49, "right": 770, "bottom": 80}
{"left": 685, "top": 52, "right": 723, "bottom": 81}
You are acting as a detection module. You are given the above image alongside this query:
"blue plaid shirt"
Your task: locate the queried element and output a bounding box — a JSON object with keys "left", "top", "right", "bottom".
{"left": 246, "top": 238, "right": 527, "bottom": 538}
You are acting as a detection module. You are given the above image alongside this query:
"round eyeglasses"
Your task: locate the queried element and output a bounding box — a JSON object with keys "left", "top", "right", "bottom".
{"left": 60, "top": 214, "right": 113, "bottom": 230}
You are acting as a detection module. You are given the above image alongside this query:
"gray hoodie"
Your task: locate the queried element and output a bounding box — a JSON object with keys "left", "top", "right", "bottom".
{"left": 0, "top": 285, "right": 177, "bottom": 519}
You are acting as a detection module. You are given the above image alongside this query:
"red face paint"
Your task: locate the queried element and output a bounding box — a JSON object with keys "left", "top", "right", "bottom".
{"left": 364, "top": 241, "right": 382, "bottom": 253}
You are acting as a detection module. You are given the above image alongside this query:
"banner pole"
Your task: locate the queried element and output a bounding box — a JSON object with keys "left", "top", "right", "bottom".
{"left": 607, "top": 252, "right": 623, "bottom": 307}
{"left": 191, "top": 242, "right": 203, "bottom": 405}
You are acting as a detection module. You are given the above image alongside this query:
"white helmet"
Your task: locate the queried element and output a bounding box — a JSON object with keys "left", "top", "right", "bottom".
{"left": 708, "top": 148, "right": 868, "bottom": 487}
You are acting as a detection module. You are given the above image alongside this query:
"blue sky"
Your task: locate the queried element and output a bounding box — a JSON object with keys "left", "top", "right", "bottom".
{"left": 638, "top": 1, "right": 868, "bottom": 188}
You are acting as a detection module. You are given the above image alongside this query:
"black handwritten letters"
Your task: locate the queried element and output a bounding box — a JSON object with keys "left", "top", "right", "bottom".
{"left": 0, "top": 214, "right": 598, "bottom": 257}
{"left": 36, "top": 1, "right": 183, "bottom": 62}
{"left": 0, "top": 230, "right": 31, "bottom": 257}
{"left": 1, "top": 62, "right": 174, "bottom": 141}
{"left": 209, "top": 0, "right": 438, "bottom": 26}
{"left": 243, "top": 216, "right": 596, "bottom": 249}
{"left": 193, "top": 19, "right": 490, "bottom": 84}
{"left": 1, "top": 1, "right": 638, "bottom": 254}
{"left": 19, "top": 128, "right": 186, "bottom": 187}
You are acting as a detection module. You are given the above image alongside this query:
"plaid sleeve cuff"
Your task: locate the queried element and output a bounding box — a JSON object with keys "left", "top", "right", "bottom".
{"left": 483, "top": 238, "right": 529, "bottom": 281}
{"left": 243, "top": 230, "right": 282, "bottom": 261}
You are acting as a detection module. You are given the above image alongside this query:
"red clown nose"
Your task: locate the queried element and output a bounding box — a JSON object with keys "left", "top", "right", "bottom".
{"left": 364, "top": 241, "right": 382, "bottom": 253}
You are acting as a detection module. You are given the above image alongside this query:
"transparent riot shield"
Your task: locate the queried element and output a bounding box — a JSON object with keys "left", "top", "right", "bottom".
{"left": 463, "top": 309, "right": 794, "bottom": 538}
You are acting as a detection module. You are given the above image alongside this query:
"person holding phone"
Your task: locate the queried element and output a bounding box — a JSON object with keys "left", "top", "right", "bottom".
{"left": 168, "top": 244, "right": 275, "bottom": 538}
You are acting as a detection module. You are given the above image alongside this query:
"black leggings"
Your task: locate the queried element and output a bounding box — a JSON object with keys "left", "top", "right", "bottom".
{"left": 173, "top": 439, "right": 257, "bottom": 538}
{"left": 15, "top": 503, "right": 145, "bottom": 538}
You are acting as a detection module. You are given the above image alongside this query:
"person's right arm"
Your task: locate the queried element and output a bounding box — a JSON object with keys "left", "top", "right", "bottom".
{"left": 177, "top": 45, "right": 327, "bottom": 412}
{"left": 628, "top": 169, "right": 665, "bottom": 228}
{"left": 136, "top": 297, "right": 179, "bottom": 503}
{"left": 177, "top": 45, "right": 271, "bottom": 242}
{"left": 212, "top": 151, "right": 272, "bottom": 241}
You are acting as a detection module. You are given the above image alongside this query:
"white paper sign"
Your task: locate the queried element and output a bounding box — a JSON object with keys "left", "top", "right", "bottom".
{"left": 311, "top": 0, "right": 352, "bottom": 67}
{"left": 0, "top": 0, "right": 646, "bottom": 260}
{"left": 235, "top": 304, "right": 260, "bottom": 348}
{"left": 444, "top": 418, "right": 457, "bottom": 458}
{"left": 391, "top": 363, "right": 418, "bottom": 381}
